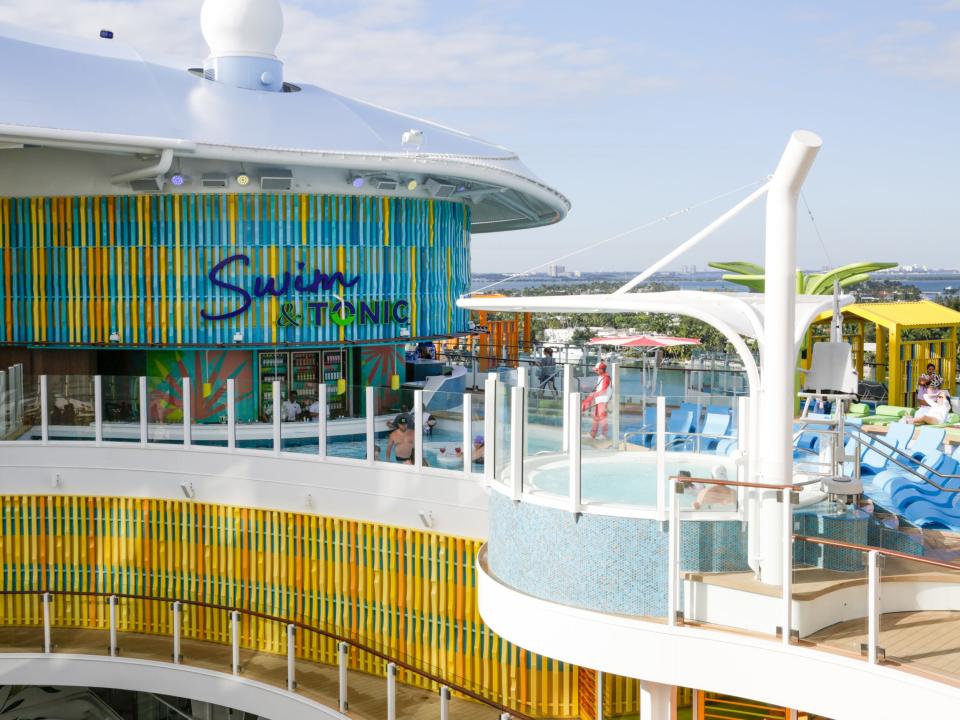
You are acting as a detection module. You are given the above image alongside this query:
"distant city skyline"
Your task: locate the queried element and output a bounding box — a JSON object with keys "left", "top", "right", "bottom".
{"left": 2, "top": 1, "right": 959, "bottom": 272}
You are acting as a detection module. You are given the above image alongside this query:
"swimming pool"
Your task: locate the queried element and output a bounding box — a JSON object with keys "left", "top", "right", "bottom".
{"left": 527, "top": 452, "right": 738, "bottom": 509}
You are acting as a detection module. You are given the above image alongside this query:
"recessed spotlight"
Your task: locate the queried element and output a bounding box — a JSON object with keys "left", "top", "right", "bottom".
{"left": 236, "top": 173, "right": 251, "bottom": 187}
{"left": 351, "top": 176, "right": 365, "bottom": 189}
{"left": 170, "top": 174, "right": 186, "bottom": 187}
{"left": 406, "top": 179, "right": 418, "bottom": 191}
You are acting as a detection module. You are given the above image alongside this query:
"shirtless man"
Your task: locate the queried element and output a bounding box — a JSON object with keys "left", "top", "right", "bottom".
{"left": 386, "top": 414, "right": 415, "bottom": 464}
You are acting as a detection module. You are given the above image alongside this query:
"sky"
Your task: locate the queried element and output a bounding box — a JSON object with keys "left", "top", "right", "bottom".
{"left": 2, "top": 0, "right": 960, "bottom": 273}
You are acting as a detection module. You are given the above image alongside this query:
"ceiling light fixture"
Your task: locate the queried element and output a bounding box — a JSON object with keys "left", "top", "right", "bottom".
{"left": 236, "top": 173, "right": 251, "bottom": 187}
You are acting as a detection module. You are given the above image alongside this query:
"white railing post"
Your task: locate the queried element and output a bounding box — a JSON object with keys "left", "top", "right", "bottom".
{"left": 656, "top": 396, "right": 666, "bottom": 520}
{"left": 868, "top": 549, "right": 880, "bottom": 664}
{"left": 287, "top": 623, "right": 297, "bottom": 690}
{"left": 596, "top": 671, "right": 604, "bottom": 720}
{"left": 562, "top": 363, "right": 574, "bottom": 452}
{"left": 94, "top": 375, "right": 103, "bottom": 444}
{"left": 317, "top": 388, "right": 327, "bottom": 457}
{"left": 182, "top": 377, "right": 191, "bottom": 447}
{"left": 668, "top": 470, "right": 680, "bottom": 627}
{"left": 782, "top": 487, "right": 793, "bottom": 645}
{"left": 109, "top": 595, "right": 118, "bottom": 656}
{"left": 366, "top": 386, "right": 376, "bottom": 465}
{"left": 737, "top": 395, "right": 749, "bottom": 514}
{"left": 172, "top": 601, "right": 181, "bottom": 664}
{"left": 414, "top": 389, "right": 424, "bottom": 470}
{"left": 231, "top": 610, "right": 240, "bottom": 675}
{"left": 569, "top": 392, "right": 582, "bottom": 514}
{"left": 462, "top": 392, "right": 473, "bottom": 478}
{"left": 40, "top": 375, "right": 49, "bottom": 444}
{"left": 338, "top": 641, "right": 349, "bottom": 712}
{"left": 517, "top": 366, "right": 529, "bottom": 460}
{"left": 139, "top": 376, "right": 147, "bottom": 445}
{"left": 0, "top": 370, "right": 6, "bottom": 438}
{"left": 440, "top": 686, "right": 450, "bottom": 720}
{"left": 42, "top": 592, "right": 51, "bottom": 653}
{"left": 272, "top": 380, "right": 281, "bottom": 455}
{"left": 227, "top": 378, "right": 236, "bottom": 450}
{"left": 386, "top": 661, "right": 397, "bottom": 720}
{"left": 484, "top": 374, "right": 497, "bottom": 485}
{"left": 609, "top": 362, "right": 620, "bottom": 446}
{"left": 510, "top": 386, "right": 524, "bottom": 500}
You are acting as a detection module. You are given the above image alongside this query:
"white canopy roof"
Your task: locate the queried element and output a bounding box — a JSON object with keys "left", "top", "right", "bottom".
{"left": 0, "top": 22, "right": 569, "bottom": 232}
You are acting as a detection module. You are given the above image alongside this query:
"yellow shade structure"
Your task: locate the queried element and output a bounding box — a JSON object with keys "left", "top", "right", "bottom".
{"left": 808, "top": 301, "right": 960, "bottom": 407}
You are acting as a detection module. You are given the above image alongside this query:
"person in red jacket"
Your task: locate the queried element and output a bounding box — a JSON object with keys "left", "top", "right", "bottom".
{"left": 581, "top": 361, "right": 613, "bottom": 440}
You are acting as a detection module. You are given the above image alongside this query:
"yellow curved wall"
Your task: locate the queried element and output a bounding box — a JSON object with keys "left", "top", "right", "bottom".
{"left": 0, "top": 494, "right": 578, "bottom": 717}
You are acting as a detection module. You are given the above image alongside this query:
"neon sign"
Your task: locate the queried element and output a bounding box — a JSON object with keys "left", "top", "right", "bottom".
{"left": 200, "top": 253, "right": 408, "bottom": 327}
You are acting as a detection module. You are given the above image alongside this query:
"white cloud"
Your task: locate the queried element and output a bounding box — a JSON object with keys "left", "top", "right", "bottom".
{"left": 0, "top": 0, "right": 671, "bottom": 116}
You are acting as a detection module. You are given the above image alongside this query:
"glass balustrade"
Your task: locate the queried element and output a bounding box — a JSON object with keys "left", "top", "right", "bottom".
{"left": 47, "top": 374, "right": 95, "bottom": 441}
{"left": 146, "top": 377, "right": 185, "bottom": 445}
{"left": 101, "top": 375, "right": 141, "bottom": 443}
{"left": 422, "top": 389, "right": 466, "bottom": 472}
{"left": 325, "top": 384, "right": 367, "bottom": 461}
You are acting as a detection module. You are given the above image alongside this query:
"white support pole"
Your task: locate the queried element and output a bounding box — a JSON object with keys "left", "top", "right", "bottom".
{"left": 868, "top": 549, "right": 880, "bottom": 664}
{"left": 656, "top": 396, "right": 666, "bottom": 520}
{"left": 484, "top": 374, "right": 497, "bottom": 485}
{"left": 272, "top": 380, "right": 281, "bottom": 455}
{"left": 414, "top": 389, "right": 424, "bottom": 469}
{"left": 510, "top": 386, "right": 524, "bottom": 500}
{"left": 42, "top": 592, "right": 51, "bottom": 654}
{"left": 182, "top": 377, "right": 191, "bottom": 448}
{"left": 94, "top": 375, "right": 103, "bottom": 444}
{"left": 782, "top": 487, "right": 793, "bottom": 645}
{"left": 562, "top": 363, "right": 574, "bottom": 452}
{"left": 231, "top": 610, "right": 240, "bottom": 675}
{"left": 759, "top": 131, "right": 822, "bottom": 585}
{"left": 462, "top": 392, "right": 473, "bottom": 477}
{"left": 517, "top": 366, "right": 529, "bottom": 460}
{"left": 109, "top": 595, "right": 118, "bottom": 657}
{"left": 596, "top": 671, "right": 604, "bottom": 720}
{"left": 338, "top": 641, "right": 348, "bottom": 712}
{"left": 317, "top": 387, "right": 327, "bottom": 457}
{"left": 668, "top": 469, "right": 680, "bottom": 626}
{"left": 227, "top": 378, "right": 236, "bottom": 450}
{"left": 638, "top": 680, "right": 678, "bottom": 720}
{"left": 366, "top": 385, "right": 376, "bottom": 464}
{"left": 440, "top": 686, "right": 451, "bottom": 720}
{"left": 0, "top": 370, "right": 7, "bottom": 438}
{"left": 172, "top": 601, "right": 181, "bottom": 664}
{"left": 139, "top": 376, "right": 148, "bottom": 445}
{"left": 569, "top": 392, "right": 582, "bottom": 514}
{"left": 287, "top": 623, "right": 297, "bottom": 690}
{"left": 386, "top": 662, "right": 397, "bottom": 720}
{"left": 40, "top": 375, "right": 49, "bottom": 444}
{"left": 609, "top": 362, "right": 620, "bottom": 446}
{"left": 737, "top": 395, "right": 749, "bottom": 515}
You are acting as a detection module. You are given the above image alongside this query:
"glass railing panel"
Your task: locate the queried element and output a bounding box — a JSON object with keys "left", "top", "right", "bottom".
{"left": 115, "top": 596, "right": 169, "bottom": 661}
{"left": 792, "top": 535, "right": 866, "bottom": 649}
{"left": 878, "top": 553, "right": 960, "bottom": 681}
{"left": 146, "top": 377, "right": 184, "bottom": 445}
{"left": 101, "top": 375, "right": 141, "bottom": 443}
{"left": 0, "top": 593, "right": 43, "bottom": 652}
{"left": 524, "top": 386, "right": 566, "bottom": 499}
{"left": 280, "top": 381, "right": 320, "bottom": 454}
{"left": 49, "top": 592, "right": 100, "bottom": 654}
{"left": 326, "top": 384, "right": 367, "bottom": 460}
{"left": 423, "top": 390, "right": 465, "bottom": 472}
{"left": 237, "top": 614, "right": 288, "bottom": 689}
{"left": 494, "top": 381, "right": 512, "bottom": 484}
{"left": 46, "top": 375, "right": 95, "bottom": 441}
{"left": 179, "top": 603, "right": 232, "bottom": 673}
{"left": 293, "top": 628, "right": 342, "bottom": 708}
{"left": 373, "top": 386, "right": 409, "bottom": 464}
{"left": 186, "top": 379, "right": 229, "bottom": 448}
{"left": 470, "top": 392, "right": 485, "bottom": 474}
{"left": 2, "top": 371, "right": 41, "bottom": 441}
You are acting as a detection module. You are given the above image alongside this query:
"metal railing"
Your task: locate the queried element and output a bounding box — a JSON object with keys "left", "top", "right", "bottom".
{"left": 0, "top": 588, "right": 529, "bottom": 720}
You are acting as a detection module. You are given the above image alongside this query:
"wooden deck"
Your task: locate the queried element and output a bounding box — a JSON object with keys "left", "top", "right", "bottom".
{"left": 807, "top": 611, "right": 960, "bottom": 682}
{"left": 0, "top": 626, "right": 504, "bottom": 720}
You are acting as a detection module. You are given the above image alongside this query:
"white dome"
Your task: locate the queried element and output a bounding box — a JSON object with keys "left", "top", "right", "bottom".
{"left": 200, "top": 0, "right": 283, "bottom": 59}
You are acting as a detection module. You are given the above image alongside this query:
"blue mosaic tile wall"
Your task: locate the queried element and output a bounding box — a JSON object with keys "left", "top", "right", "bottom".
{"left": 487, "top": 492, "right": 748, "bottom": 617}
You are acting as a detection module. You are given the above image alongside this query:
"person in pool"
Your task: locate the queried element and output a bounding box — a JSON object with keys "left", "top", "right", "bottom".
{"left": 472, "top": 435, "right": 485, "bottom": 465}
{"left": 386, "top": 414, "right": 415, "bottom": 464}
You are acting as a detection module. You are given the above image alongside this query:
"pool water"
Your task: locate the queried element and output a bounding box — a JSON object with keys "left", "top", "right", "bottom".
{"left": 530, "top": 454, "right": 736, "bottom": 508}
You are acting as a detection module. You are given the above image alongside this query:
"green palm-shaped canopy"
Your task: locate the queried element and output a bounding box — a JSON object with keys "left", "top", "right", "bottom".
{"left": 709, "top": 261, "right": 897, "bottom": 294}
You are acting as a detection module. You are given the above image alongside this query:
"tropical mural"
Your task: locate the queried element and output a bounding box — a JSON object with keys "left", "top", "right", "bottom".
{"left": 146, "top": 350, "right": 255, "bottom": 423}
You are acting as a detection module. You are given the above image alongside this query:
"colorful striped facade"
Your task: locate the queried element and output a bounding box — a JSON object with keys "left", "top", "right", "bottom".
{"left": 0, "top": 193, "right": 471, "bottom": 346}
{"left": 0, "top": 495, "right": 581, "bottom": 718}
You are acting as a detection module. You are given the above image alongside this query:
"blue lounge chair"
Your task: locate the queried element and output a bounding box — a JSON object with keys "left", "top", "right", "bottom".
{"left": 623, "top": 406, "right": 658, "bottom": 447}
{"left": 905, "top": 426, "right": 945, "bottom": 464}
{"left": 625, "top": 406, "right": 694, "bottom": 449}
{"left": 679, "top": 402, "right": 702, "bottom": 433}
{"left": 699, "top": 406, "right": 732, "bottom": 451}
{"left": 887, "top": 452, "right": 959, "bottom": 507}
{"left": 859, "top": 422, "right": 914, "bottom": 476}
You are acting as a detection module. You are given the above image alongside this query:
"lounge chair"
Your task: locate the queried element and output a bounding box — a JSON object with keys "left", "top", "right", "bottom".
{"left": 625, "top": 406, "right": 693, "bottom": 449}
{"left": 699, "top": 406, "right": 733, "bottom": 451}
{"left": 905, "top": 426, "right": 946, "bottom": 464}
{"left": 859, "top": 405, "right": 915, "bottom": 426}
{"left": 858, "top": 422, "right": 914, "bottom": 476}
